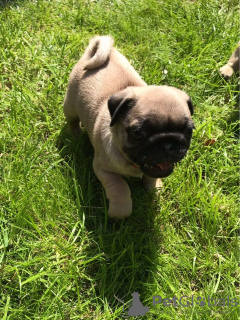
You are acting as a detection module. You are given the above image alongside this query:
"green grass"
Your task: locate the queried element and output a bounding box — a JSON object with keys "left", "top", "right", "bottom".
{"left": 0, "top": 0, "right": 239, "bottom": 319}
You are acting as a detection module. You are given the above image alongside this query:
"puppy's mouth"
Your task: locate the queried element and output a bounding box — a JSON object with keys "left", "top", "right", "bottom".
{"left": 141, "top": 162, "right": 174, "bottom": 178}
{"left": 125, "top": 135, "right": 191, "bottom": 178}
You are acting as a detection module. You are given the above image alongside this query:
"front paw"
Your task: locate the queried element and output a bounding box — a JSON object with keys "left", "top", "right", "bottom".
{"left": 108, "top": 199, "right": 132, "bottom": 219}
{"left": 143, "top": 176, "right": 163, "bottom": 191}
{"left": 219, "top": 64, "right": 234, "bottom": 79}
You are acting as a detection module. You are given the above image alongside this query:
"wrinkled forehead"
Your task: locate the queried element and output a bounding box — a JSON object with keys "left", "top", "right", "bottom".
{"left": 128, "top": 110, "right": 191, "bottom": 133}
{"left": 138, "top": 89, "right": 190, "bottom": 112}
{"left": 127, "top": 93, "right": 191, "bottom": 129}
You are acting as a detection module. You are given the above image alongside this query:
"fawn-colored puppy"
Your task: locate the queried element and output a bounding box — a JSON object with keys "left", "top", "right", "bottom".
{"left": 64, "top": 36, "right": 194, "bottom": 218}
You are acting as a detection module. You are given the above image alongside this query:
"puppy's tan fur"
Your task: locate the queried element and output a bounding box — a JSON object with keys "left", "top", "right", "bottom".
{"left": 64, "top": 36, "right": 193, "bottom": 218}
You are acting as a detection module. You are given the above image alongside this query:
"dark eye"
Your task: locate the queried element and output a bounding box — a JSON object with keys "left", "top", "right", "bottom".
{"left": 130, "top": 130, "right": 145, "bottom": 142}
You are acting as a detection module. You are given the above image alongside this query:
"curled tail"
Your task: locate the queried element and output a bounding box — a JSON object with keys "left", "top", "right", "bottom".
{"left": 84, "top": 35, "right": 114, "bottom": 70}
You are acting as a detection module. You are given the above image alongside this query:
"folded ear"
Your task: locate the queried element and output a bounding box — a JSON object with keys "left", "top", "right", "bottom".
{"left": 108, "top": 88, "right": 136, "bottom": 127}
{"left": 187, "top": 98, "right": 194, "bottom": 115}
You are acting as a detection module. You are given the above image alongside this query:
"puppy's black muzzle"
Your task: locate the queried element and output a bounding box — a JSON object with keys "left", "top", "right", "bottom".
{"left": 142, "top": 135, "right": 189, "bottom": 162}
{"left": 127, "top": 133, "right": 191, "bottom": 178}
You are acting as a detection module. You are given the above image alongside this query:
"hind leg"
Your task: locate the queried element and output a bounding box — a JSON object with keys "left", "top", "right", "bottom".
{"left": 63, "top": 97, "right": 81, "bottom": 136}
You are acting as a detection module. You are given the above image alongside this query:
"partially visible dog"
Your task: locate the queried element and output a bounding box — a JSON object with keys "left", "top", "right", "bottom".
{"left": 219, "top": 41, "right": 240, "bottom": 79}
{"left": 64, "top": 36, "right": 195, "bottom": 219}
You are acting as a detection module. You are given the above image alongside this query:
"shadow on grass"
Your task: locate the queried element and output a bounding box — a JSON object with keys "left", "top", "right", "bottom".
{"left": 0, "top": 0, "right": 24, "bottom": 7}
{"left": 57, "top": 124, "right": 162, "bottom": 316}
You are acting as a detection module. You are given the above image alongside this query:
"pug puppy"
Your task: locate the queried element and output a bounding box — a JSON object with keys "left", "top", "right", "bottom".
{"left": 219, "top": 41, "right": 240, "bottom": 79}
{"left": 64, "top": 36, "right": 195, "bottom": 219}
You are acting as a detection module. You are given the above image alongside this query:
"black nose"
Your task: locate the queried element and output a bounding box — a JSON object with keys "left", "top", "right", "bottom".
{"left": 163, "top": 142, "right": 174, "bottom": 154}
{"left": 163, "top": 141, "right": 185, "bottom": 155}
{"left": 156, "top": 139, "right": 188, "bottom": 162}
{"left": 150, "top": 141, "right": 186, "bottom": 156}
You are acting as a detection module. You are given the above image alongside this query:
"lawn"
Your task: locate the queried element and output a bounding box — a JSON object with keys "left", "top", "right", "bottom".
{"left": 0, "top": 0, "right": 239, "bottom": 319}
